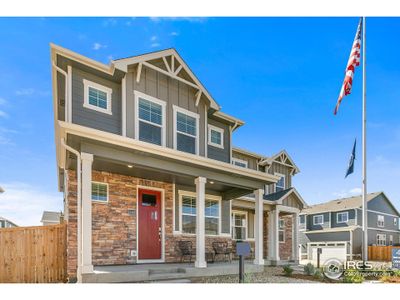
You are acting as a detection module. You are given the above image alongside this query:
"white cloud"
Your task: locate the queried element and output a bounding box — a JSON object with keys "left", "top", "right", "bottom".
{"left": 107, "top": 55, "right": 114, "bottom": 61}
{"left": 0, "top": 110, "right": 8, "bottom": 118}
{"left": 102, "top": 18, "right": 117, "bottom": 27}
{"left": 93, "top": 43, "right": 107, "bottom": 50}
{"left": 170, "top": 31, "right": 179, "bottom": 36}
{"left": 149, "top": 17, "right": 207, "bottom": 23}
{"left": 125, "top": 17, "right": 136, "bottom": 26}
{"left": 150, "top": 35, "right": 158, "bottom": 41}
{"left": 333, "top": 187, "right": 362, "bottom": 199}
{"left": 0, "top": 182, "right": 62, "bottom": 226}
{"left": 16, "top": 88, "right": 35, "bottom": 96}
{"left": 0, "top": 97, "right": 7, "bottom": 105}
{"left": 150, "top": 43, "right": 161, "bottom": 48}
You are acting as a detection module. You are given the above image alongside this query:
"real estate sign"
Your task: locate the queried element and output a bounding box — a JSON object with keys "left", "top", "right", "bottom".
{"left": 392, "top": 248, "right": 400, "bottom": 269}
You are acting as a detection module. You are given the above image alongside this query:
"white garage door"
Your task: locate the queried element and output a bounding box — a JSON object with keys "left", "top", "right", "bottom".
{"left": 309, "top": 242, "right": 347, "bottom": 264}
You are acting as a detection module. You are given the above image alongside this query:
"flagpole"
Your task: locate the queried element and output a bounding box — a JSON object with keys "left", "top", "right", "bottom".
{"left": 362, "top": 16, "right": 368, "bottom": 262}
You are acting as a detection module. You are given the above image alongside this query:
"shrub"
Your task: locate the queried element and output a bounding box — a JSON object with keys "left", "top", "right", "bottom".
{"left": 313, "top": 268, "right": 324, "bottom": 280}
{"left": 243, "top": 273, "right": 253, "bottom": 283}
{"left": 304, "top": 263, "right": 315, "bottom": 276}
{"left": 343, "top": 269, "right": 364, "bottom": 283}
{"left": 282, "top": 265, "right": 294, "bottom": 277}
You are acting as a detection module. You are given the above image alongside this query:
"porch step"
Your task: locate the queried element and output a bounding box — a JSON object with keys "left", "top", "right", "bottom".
{"left": 148, "top": 267, "right": 186, "bottom": 275}
{"left": 148, "top": 272, "right": 189, "bottom": 281}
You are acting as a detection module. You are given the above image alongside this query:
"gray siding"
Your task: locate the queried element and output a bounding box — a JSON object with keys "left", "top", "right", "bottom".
{"left": 307, "top": 212, "right": 330, "bottom": 231}
{"left": 265, "top": 161, "right": 292, "bottom": 193}
{"left": 368, "top": 194, "right": 399, "bottom": 216}
{"left": 331, "top": 209, "right": 356, "bottom": 228}
{"left": 72, "top": 68, "right": 122, "bottom": 134}
{"left": 368, "top": 228, "right": 400, "bottom": 246}
{"left": 231, "top": 151, "right": 259, "bottom": 170}
{"left": 305, "top": 231, "right": 350, "bottom": 243}
{"left": 207, "top": 117, "right": 230, "bottom": 163}
{"left": 367, "top": 211, "right": 399, "bottom": 231}
{"left": 126, "top": 65, "right": 207, "bottom": 156}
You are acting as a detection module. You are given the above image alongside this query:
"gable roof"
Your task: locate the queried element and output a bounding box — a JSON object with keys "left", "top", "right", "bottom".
{"left": 41, "top": 211, "right": 61, "bottom": 223}
{"left": 264, "top": 187, "right": 307, "bottom": 208}
{"left": 259, "top": 150, "right": 300, "bottom": 174}
{"left": 301, "top": 191, "right": 399, "bottom": 215}
{"left": 113, "top": 48, "right": 220, "bottom": 111}
{"left": 0, "top": 216, "right": 18, "bottom": 227}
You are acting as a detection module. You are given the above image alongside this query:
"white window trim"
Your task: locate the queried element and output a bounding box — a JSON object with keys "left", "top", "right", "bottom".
{"left": 337, "top": 211, "right": 349, "bottom": 223}
{"left": 232, "top": 157, "right": 248, "bottom": 168}
{"left": 376, "top": 233, "right": 386, "bottom": 246}
{"left": 274, "top": 172, "right": 286, "bottom": 192}
{"left": 231, "top": 210, "right": 248, "bottom": 241}
{"left": 389, "top": 235, "right": 393, "bottom": 246}
{"left": 173, "top": 105, "right": 200, "bottom": 155}
{"left": 313, "top": 214, "right": 324, "bottom": 225}
{"left": 178, "top": 190, "right": 222, "bottom": 236}
{"left": 377, "top": 215, "right": 385, "bottom": 228}
{"left": 83, "top": 79, "right": 112, "bottom": 115}
{"left": 91, "top": 181, "right": 109, "bottom": 203}
{"left": 207, "top": 124, "right": 224, "bottom": 149}
{"left": 279, "top": 218, "right": 285, "bottom": 243}
{"left": 134, "top": 90, "right": 167, "bottom": 147}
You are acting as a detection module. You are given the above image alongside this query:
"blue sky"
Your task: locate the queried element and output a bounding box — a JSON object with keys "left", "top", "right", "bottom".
{"left": 0, "top": 17, "right": 399, "bottom": 225}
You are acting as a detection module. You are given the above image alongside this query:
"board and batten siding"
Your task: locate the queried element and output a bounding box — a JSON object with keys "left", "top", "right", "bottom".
{"left": 207, "top": 117, "right": 231, "bottom": 163}
{"left": 231, "top": 151, "right": 259, "bottom": 170}
{"left": 71, "top": 68, "right": 122, "bottom": 135}
{"left": 126, "top": 66, "right": 207, "bottom": 156}
{"left": 265, "top": 162, "right": 292, "bottom": 192}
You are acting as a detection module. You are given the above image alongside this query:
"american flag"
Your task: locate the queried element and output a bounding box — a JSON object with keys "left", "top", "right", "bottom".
{"left": 334, "top": 18, "right": 362, "bottom": 115}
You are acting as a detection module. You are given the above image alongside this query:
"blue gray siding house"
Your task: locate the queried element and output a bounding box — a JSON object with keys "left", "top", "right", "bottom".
{"left": 299, "top": 192, "right": 400, "bottom": 262}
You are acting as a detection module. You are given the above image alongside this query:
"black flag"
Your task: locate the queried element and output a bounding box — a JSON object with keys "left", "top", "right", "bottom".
{"left": 345, "top": 139, "right": 356, "bottom": 178}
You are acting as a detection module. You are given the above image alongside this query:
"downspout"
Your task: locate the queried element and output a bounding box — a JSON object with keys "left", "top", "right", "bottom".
{"left": 229, "top": 121, "right": 239, "bottom": 164}
{"left": 60, "top": 138, "right": 82, "bottom": 282}
{"left": 52, "top": 62, "right": 68, "bottom": 122}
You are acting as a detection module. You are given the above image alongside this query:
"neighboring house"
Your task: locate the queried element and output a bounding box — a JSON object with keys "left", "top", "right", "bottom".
{"left": 40, "top": 211, "right": 62, "bottom": 226}
{"left": 299, "top": 191, "right": 400, "bottom": 264}
{"left": 0, "top": 216, "right": 18, "bottom": 228}
{"left": 50, "top": 44, "right": 307, "bottom": 282}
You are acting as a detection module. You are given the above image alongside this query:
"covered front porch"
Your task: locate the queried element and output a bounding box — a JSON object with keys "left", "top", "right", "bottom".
{"left": 62, "top": 131, "right": 280, "bottom": 282}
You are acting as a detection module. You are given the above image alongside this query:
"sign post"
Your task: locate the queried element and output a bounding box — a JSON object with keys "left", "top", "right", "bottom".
{"left": 317, "top": 248, "right": 322, "bottom": 269}
{"left": 236, "top": 242, "right": 251, "bottom": 283}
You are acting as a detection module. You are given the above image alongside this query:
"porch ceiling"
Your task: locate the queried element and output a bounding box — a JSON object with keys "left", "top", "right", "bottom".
{"left": 66, "top": 134, "right": 265, "bottom": 199}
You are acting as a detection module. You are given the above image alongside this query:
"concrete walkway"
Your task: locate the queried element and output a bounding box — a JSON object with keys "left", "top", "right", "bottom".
{"left": 82, "top": 261, "right": 264, "bottom": 283}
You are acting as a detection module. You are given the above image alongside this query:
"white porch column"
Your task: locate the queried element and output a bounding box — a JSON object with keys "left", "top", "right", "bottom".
{"left": 291, "top": 213, "right": 299, "bottom": 261}
{"left": 254, "top": 189, "right": 264, "bottom": 265}
{"left": 195, "top": 176, "right": 207, "bottom": 268}
{"left": 272, "top": 208, "right": 280, "bottom": 262}
{"left": 81, "top": 152, "right": 93, "bottom": 274}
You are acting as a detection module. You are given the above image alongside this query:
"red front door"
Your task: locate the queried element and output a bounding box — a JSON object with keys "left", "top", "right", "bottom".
{"left": 138, "top": 189, "right": 162, "bottom": 260}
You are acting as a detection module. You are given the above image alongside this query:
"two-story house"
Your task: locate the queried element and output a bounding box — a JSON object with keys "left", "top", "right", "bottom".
{"left": 50, "top": 44, "right": 306, "bottom": 282}
{"left": 299, "top": 191, "right": 400, "bottom": 264}
{"left": 0, "top": 216, "right": 18, "bottom": 228}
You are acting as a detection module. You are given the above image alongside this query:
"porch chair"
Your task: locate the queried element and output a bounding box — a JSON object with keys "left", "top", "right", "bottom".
{"left": 177, "top": 241, "right": 195, "bottom": 263}
{"left": 212, "top": 241, "right": 232, "bottom": 263}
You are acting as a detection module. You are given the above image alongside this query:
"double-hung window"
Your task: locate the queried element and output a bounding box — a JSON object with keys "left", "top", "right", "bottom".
{"left": 91, "top": 182, "right": 108, "bottom": 202}
{"left": 275, "top": 173, "right": 285, "bottom": 192}
{"left": 279, "top": 219, "right": 285, "bottom": 242}
{"left": 232, "top": 211, "right": 247, "bottom": 240}
{"left": 394, "top": 217, "right": 398, "bottom": 227}
{"left": 377, "top": 215, "right": 385, "bottom": 228}
{"left": 83, "top": 79, "right": 112, "bottom": 114}
{"left": 337, "top": 211, "right": 349, "bottom": 223}
{"left": 208, "top": 125, "right": 224, "bottom": 148}
{"left": 376, "top": 234, "right": 386, "bottom": 246}
{"left": 174, "top": 106, "right": 199, "bottom": 154}
{"left": 180, "top": 193, "right": 220, "bottom": 235}
{"left": 313, "top": 215, "right": 324, "bottom": 225}
{"left": 135, "top": 91, "right": 166, "bottom": 146}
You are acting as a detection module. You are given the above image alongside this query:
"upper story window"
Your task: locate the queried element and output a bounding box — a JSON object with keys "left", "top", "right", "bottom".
{"left": 232, "top": 211, "right": 247, "bottom": 240}
{"left": 275, "top": 172, "right": 285, "bottom": 192}
{"left": 337, "top": 211, "right": 349, "bottom": 223}
{"left": 83, "top": 79, "right": 112, "bottom": 115}
{"left": 394, "top": 217, "right": 398, "bottom": 227}
{"left": 299, "top": 215, "right": 306, "bottom": 225}
{"left": 135, "top": 91, "right": 166, "bottom": 146}
{"left": 91, "top": 182, "right": 108, "bottom": 203}
{"left": 313, "top": 215, "right": 324, "bottom": 225}
{"left": 208, "top": 125, "right": 224, "bottom": 149}
{"left": 173, "top": 106, "right": 199, "bottom": 155}
{"left": 377, "top": 215, "right": 385, "bottom": 228}
{"left": 232, "top": 158, "right": 248, "bottom": 168}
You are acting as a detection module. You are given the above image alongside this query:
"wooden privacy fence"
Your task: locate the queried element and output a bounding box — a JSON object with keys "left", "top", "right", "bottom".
{"left": 0, "top": 224, "right": 67, "bottom": 283}
{"left": 368, "top": 245, "right": 400, "bottom": 262}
